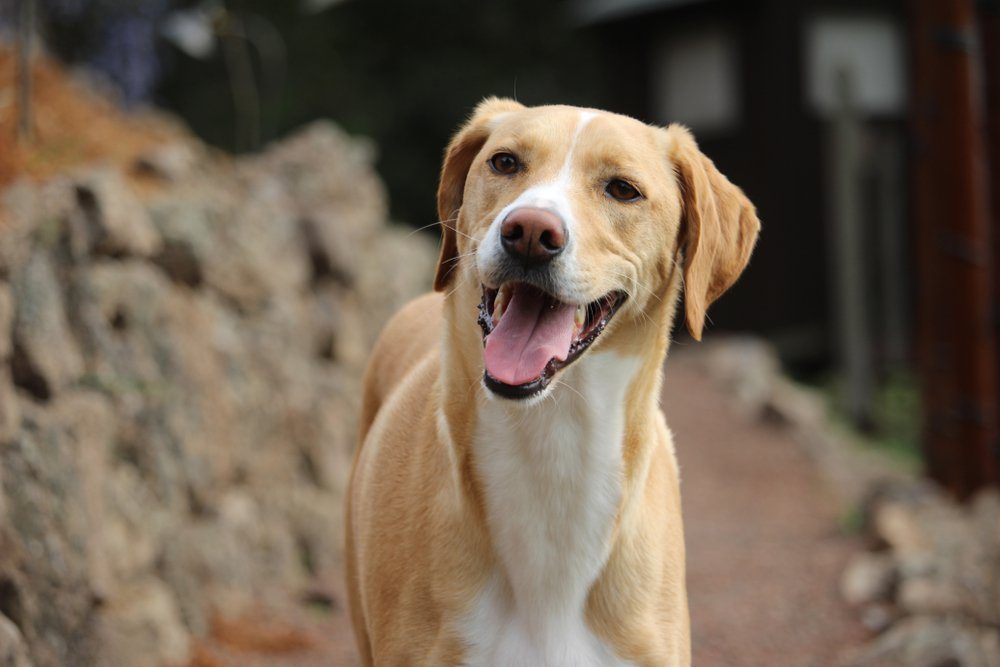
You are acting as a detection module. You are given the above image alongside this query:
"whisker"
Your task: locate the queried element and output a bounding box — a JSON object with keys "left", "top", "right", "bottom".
{"left": 444, "top": 249, "right": 479, "bottom": 265}
{"left": 565, "top": 382, "right": 592, "bottom": 409}
{"left": 405, "top": 218, "right": 457, "bottom": 238}
{"left": 442, "top": 222, "right": 477, "bottom": 242}
{"left": 443, "top": 272, "right": 471, "bottom": 300}
{"left": 608, "top": 268, "right": 660, "bottom": 303}
{"left": 405, "top": 217, "right": 478, "bottom": 243}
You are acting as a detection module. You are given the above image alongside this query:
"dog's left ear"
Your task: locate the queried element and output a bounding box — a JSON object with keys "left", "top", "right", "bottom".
{"left": 434, "top": 97, "right": 524, "bottom": 291}
{"left": 668, "top": 125, "right": 760, "bottom": 340}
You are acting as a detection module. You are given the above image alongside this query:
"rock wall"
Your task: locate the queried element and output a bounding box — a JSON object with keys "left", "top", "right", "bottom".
{"left": 0, "top": 122, "right": 436, "bottom": 666}
{"left": 841, "top": 483, "right": 1000, "bottom": 667}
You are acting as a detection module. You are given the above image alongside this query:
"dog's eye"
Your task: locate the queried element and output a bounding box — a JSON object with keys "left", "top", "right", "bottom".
{"left": 606, "top": 179, "right": 643, "bottom": 202}
{"left": 488, "top": 152, "right": 521, "bottom": 175}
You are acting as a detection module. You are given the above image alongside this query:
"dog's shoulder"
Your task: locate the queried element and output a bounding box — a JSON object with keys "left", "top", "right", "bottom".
{"left": 358, "top": 292, "right": 443, "bottom": 441}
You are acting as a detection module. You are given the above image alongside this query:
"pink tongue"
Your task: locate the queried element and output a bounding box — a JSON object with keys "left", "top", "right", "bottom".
{"left": 484, "top": 284, "right": 577, "bottom": 386}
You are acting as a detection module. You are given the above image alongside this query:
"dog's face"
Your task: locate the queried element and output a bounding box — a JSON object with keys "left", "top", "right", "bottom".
{"left": 435, "top": 99, "right": 759, "bottom": 400}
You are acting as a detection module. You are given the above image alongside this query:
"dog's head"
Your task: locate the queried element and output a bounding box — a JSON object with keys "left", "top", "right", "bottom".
{"left": 435, "top": 98, "right": 759, "bottom": 400}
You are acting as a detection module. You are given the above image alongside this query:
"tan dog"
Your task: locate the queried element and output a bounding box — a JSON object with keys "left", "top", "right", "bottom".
{"left": 345, "top": 98, "right": 759, "bottom": 666}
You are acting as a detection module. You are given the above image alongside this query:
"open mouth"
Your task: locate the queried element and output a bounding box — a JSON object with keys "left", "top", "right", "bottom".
{"left": 477, "top": 282, "right": 626, "bottom": 399}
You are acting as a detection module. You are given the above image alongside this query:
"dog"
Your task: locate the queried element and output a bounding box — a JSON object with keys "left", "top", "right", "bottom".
{"left": 345, "top": 98, "right": 759, "bottom": 666}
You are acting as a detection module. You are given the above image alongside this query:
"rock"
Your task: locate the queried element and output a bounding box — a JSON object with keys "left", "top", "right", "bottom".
{"left": 0, "top": 280, "right": 15, "bottom": 435}
{"left": 50, "top": 392, "right": 117, "bottom": 603}
{"left": 148, "top": 180, "right": 309, "bottom": 312}
{"left": 873, "top": 501, "right": 931, "bottom": 556}
{"left": 68, "top": 169, "right": 163, "bottom": 259}
{"left": 765, "top": 377, "right": 827, "bottom": 427}
{"left": 98, "top": 465, "right": 163, "bottom": 591}
{"left": 847, "top": 478, "right": 1000, "bottom": 667}
{"left": 353, "top": 224, "right": 437, "bottom": 349}
{"left": 841, "top": 552, "right": 897, "bottom": 606}
{"left": 146, "top": 200, "right": 211, "bottom": 288}
{"left": 249, "top": 120, "right": 387, "bottom": 224}
{"left": 972, "top": 490, "right": 1000, "bottom": 546}
{"left": 1, "top": 399, "right": 104, "bottom": 666}
{"left": 0, "top": 282, "right": 12, "bottom": 361}
{"left": 858, "top": 603, "right": 896, "bottom": 634}
{"left": 10, "top": 252, "right": 84, "bottom": 401}
{"left": 300, "top": 208, "right": 364, "bottom": 286}
{"left": 897, "top": 577, "right": 966, "bottom": 615}
{"left": 0, "top": 614, "right": 33, "bottom": 667}
{"left": 159, "top": 513, "right": 298, "bottom": 636}
{"left": 133, "top": 141, "right": 203, "bottom": 182}
{"left": 845, "top": 616, "right": 1000, "bottom": 667}
{"left": 92, "top": 580, "right": 190, "bottom": 667}
{"left": 701, "top": 336, "right": 781, "bottom": 417}
{"left": 0, "top": 368, "right": 19, "bottom": 445}
{"left": 0, "top": 179, "right": 75, "bottom": 278}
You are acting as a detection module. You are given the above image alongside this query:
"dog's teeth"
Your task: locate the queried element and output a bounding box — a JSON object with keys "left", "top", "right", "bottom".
{"left": 493, "top": 287, "right": 510, "bottom": 325}
{"left": 575, "top": 304, "right": 585, "bottom": 332}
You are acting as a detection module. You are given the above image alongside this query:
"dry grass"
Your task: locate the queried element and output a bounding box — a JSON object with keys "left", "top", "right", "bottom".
{"left": 0, "top": 46, "right": 183, "bottom": 191}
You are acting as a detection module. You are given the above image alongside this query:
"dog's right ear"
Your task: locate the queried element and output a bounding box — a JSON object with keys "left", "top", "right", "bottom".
{"left": 434, "top": 97, "right": 524, "bottom": 292}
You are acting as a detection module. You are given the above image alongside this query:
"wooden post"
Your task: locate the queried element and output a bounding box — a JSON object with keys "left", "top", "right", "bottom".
{"left": 911, "top": 0, "right": 999, "bottom": 498}
{"left": 828, "top": 67, "right": 874, "bottom": 428}
{"left": 875, "top": 134, "right": 908, "bottom": 369}
{"left": 979, "top": 0, "right": 1000, "bottom": 482}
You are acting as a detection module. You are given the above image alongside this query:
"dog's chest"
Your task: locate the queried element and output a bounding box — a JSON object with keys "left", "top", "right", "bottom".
{"left": 462, "top": 353, "right": 639, "bottom": 666}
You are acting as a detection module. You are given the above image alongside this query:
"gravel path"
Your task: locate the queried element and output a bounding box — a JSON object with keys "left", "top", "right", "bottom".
{"left": 664, "top": 351, "right": 868, "bottom": 666}
{"left": 191, "top": 348, "right": 868, "bottom": 666}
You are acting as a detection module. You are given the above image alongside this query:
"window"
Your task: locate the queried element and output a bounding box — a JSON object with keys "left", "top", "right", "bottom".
{"left": 805, "top": 15, "right": 906, "bottom": 116}
{"left": 652, "top": 26, "right": 740, "bottom": 132}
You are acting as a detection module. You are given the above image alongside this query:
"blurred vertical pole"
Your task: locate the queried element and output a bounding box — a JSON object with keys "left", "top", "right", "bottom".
{"left": 980, "top": 1, "right": 1000, "bottom": 481}
{"left": 16, "top": 0, "right": 35, "bottom": 141}
{"left": 220, "top": 5, "right": 261, "bottom": 152}
{"left": 911, "top": 0, "right": 999, "bottom": 498}
{"left": 876, "top": 134, "right": 908, "bottom": 369}
{"left": 828, "top": 68, "right": 874, "bottom": 428}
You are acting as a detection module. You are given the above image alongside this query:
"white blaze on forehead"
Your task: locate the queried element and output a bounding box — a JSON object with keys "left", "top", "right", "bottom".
{"left": 477, "top": 110, "right": 599, "bottom": 286}
{"left": 505, "top": 110, "right": 597, "bottom": 219}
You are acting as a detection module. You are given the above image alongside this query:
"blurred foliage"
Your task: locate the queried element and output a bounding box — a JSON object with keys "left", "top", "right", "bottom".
{"left": 872, "top": 370, "right": 922, "bottom": 464}
{"left": 822, "top": 370, "right": 922, "bottom": 469}
{"left": 9, "top": 0, "right": 613, "bottom": 225}
{"left": 42, "top": 0, "right": 170, "bottom": 102}
{"left": 837, "top": 503, "right": 865, "bottom": 535}
{"left": 156, "top": 0, "right": 612, "bottom": 226}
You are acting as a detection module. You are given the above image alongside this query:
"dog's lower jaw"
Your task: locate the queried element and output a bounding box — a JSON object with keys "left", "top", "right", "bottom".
{"left": 460, "top": 351, "right": 641, "bottom": 666}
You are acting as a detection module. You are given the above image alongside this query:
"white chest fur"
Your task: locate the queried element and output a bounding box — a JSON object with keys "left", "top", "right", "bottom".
{"left": 462, "top": 352, "right": 640, "bottom": 666}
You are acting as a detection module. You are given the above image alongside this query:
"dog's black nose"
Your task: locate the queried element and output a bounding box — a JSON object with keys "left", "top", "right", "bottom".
{"left": 500, "top": 208, "right": 567, "bottom": 266}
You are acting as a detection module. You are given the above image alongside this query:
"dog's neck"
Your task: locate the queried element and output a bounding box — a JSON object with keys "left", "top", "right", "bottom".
{"left": 437, "top": 284, "right": 674, "bottom": 660}
{"left": 472, "top": 351, "right": 641, "bottom": 616}
{"left": 442, "top": 305, "right": 665, "bottom": 660}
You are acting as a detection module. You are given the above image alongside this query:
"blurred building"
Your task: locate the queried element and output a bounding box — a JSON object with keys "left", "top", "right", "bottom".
{"left": 576, "top": 0, "right": 910, "bottom": 376}
{"left": 576, "top": 0, "right": 1000, "bottom": 496}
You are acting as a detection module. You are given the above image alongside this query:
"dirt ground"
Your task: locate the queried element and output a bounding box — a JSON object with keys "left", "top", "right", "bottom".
{"left": 664, "top": 351, "right": 868, "bottom": 666}
{"left": 191, "top": 348, "right": 868, "bottom": 666}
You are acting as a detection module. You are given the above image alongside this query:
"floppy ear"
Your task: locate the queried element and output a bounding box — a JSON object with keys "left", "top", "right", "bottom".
{"left": 434, "top": 97, "right": 524, "bottom": 292}
{"left": 668, "top": 125, "right": 760, "bottom": 340}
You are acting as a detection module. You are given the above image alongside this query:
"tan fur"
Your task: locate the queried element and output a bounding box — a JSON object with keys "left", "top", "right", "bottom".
{"left": 346, "top": 99, "right": 759, "bottom": 666}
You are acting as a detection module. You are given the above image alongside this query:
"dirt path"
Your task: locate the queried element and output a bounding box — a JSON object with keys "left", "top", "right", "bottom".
{"left": 193, "top": 348, "right": 867, "bottom": 666}
{"left": 663, "top": 351, "right": 868, "bottom": 666}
